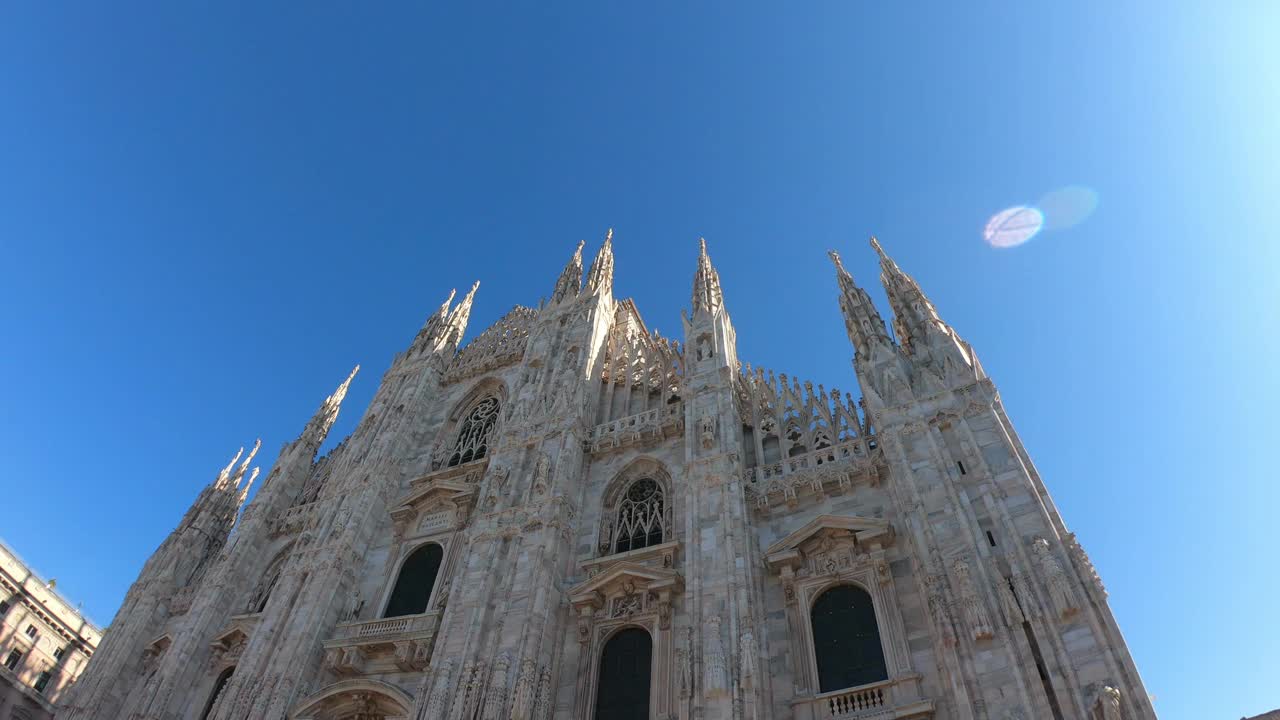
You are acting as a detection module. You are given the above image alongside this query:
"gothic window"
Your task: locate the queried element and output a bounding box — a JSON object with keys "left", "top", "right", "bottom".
{"left": 383, "top": 543, "right": 444, "bottom": 618}
{"left": 613, "top": 479, "right": 666, "bottom": 554}
{"left": 252, "top": 573, "right": 279, "bottom": 614}
{"left": 447, "top": 396, "right": 500, "bottom": 467}
{"left": 200, "top": 667, "right": 234, "bottom": 720}
{"left": 811, "top": 584, "right": 888, "bottom": 692}
{"left": 594, "top": 628, "right": 651, "bottom": 720}
{"left": 247, "top": 551, "right": 289, "bottom": 615}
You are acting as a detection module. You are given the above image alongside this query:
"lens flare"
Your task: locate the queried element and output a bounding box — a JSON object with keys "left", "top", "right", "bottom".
{"left": 983, "top": 206, "right": 1044, "bottom": 248}
{"left": 1038, "top": 185, "right": 1098, "bottom": 231}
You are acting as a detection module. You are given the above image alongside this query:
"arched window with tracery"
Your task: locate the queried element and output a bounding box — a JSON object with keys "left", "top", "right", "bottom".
{"left": 383, "top": 543, "right": 444, "bottom": 618}
{"left": 199, "top": 666, "right": 234, "bottom": 720}
{"left": 447, "top": 396, "right": 500, "bottom": 467}
{"left": 594, "top": 627, "right": 651, "bottom": 720}
{"left": 810, "top": 584, "right": 888, "bottom": 692}
{"left": 613, "top": 479, "right": 666, "bottom": 553}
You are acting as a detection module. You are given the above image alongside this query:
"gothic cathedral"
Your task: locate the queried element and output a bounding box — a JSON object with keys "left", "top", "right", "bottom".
{"left": 57, "top": 235, "right": 1154, "bottom": 720}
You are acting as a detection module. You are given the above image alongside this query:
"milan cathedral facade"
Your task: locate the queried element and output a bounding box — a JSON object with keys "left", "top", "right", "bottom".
{"left": 57, "top": 235, "right": 1154, "bottom": 720}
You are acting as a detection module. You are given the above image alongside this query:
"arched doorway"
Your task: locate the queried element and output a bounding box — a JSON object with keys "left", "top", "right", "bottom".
{"left": 810, "top": 584, "right": 888, "bottom": 692}
{"left": 594, "top": 627, "right": 651, "bottom": 720}
{"left": 383, "top": 543, "right": 443, "bottom": 618}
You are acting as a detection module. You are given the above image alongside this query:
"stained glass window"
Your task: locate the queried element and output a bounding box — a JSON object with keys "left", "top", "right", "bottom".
{"left": 447, "top": 397, "right": 500, "bottom": 467}
{"left": 614, "top": 479, "right": 665, "bottom": 553}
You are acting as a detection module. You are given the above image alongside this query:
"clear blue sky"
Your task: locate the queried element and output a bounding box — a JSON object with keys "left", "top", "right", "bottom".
{"left": 2, "top": 4, "right": 1276, "bottom": 718}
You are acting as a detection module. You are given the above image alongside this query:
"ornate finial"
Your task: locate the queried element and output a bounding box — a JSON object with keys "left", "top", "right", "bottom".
{"left": 238, "top": 467, "right": 260, "bottom": 501}
{"left": 222, "top": 446, "right": 245, "bottom": 477}
{"left": 238, "top": 439, "right": 262, "bottom": 474}
{"left": 340, "top": 365, "right": 360, "bottom": 394}
{"left": 442, "top": 281, "right": 480, "bottom": 346}
{"left": 691, "top": 237, "right": 724, "bottom": 314}
{"left": 551, "top": 242, "right": 585, "bottom": 303}
{"left": 303, "top": 366, "right": 359, "bottom": 446}
{"left": 586, "top": 228, "right": 615, "bottom": 295}
{"left": 828, "top": 249, "right": 847, "bottom": 273}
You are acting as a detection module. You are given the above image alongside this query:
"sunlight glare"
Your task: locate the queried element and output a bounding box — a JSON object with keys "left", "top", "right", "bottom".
{"left": 983, "top": 206, "right": 1044, "bottom": 248}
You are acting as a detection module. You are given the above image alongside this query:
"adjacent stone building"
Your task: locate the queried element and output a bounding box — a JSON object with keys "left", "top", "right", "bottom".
{"left": 57, "top": 234, "right": 1154, "bottom": 720}
{"left": 1, "top": 540, "right": 101, "bottom": 720}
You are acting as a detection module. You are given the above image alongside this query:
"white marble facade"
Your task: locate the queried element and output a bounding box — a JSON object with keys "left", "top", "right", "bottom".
{"left": 56, "top": 233, "right": 1155, "bottom": 720}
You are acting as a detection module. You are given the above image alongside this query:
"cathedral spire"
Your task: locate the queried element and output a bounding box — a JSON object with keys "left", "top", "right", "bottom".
{"left": 829, "top": 249, "right": 894, "bottom": 357}
{"left": 691, "top": 237, "right": 724, "bottom": 315}
{"left": 409, "top": 287, "right": 457, "bottom": 356}
{"left": 443, "top": 281, "right": 479, "bottom": 348}
{"left": 551, "top": 240, "right": 585, "bottom": 304}
{"left": 233, "top": 438, "right": 261, "bottom": 482}
{"left": 585, "top": 228, "right": 614, "bottom": 296}
{"left": 302, "top": 365, "right": 359, "bottom": 447}
{"left": 216, "top": 446, "right": 245, "bottom": 490}
{"left": 870, "top": 237, "right": 975, "bottom": 374}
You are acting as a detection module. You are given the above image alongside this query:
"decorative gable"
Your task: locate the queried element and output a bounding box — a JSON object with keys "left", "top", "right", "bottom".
{"left": 389, "top": 478, "right": 477, "bottom": 540}
{"left": 765, "top": 514, "right": 894, "bottom": 575}
{"left": 569, "top": 561, "right": 684, "bottom": 636}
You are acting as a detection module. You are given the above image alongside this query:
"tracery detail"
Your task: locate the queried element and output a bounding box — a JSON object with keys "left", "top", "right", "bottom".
{"left": 612, "top": 479, "right": 666, "bottom": 554}
{"left": 446, "top": 397, "right": 500, "bottom": 467}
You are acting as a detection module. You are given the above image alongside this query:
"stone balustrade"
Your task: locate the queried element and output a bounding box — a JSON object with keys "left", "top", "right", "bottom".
{"left": 794, "top": 677, "right": 933, "bottom": 720}
{"left": 743, "top": 439, "right": 881, "bottom": 510}
{"left": 330, "top": 612, "right": 438, "bottom": 642}
{"left": 819, "top": 680, "right": 889, "bottom": 718}
{"left": 585, "top": 403, "right": 684, "bottom": 453}
{"left": 323, "top": 611, "right": 441, "bottom": 674}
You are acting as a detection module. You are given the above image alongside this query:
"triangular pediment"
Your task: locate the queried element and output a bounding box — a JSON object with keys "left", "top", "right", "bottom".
{"left": 211, "top": 626, "right": 248, "bottom": 650}
{"left": 569, "top": 561, "right": 682, "bottom": 609}
{"left": 144, "top": 633, "right": 172, "bottom": 654}
{"left": 765, "top": 514, "right": 894, "bottom": 560}
{"left": 390, "top": 479, "right": 475, "bottom": 521}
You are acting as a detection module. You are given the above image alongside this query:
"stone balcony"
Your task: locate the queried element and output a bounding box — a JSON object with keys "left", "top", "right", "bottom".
{"left": 794, "top": 676, "right": 934, "bottom": 720}
{"left": 585, "top": 403, "right": 684, "bottom": 454}
{"left": 322, "top": 611, "right": 441, "bottom": 675}
{"left": 742, "top": 439, "right": 882, "bottom": 511}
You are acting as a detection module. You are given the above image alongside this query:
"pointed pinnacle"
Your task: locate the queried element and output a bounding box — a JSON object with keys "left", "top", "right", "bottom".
{"left": 222, "top": 447, "right": 245, "bottom": 477}
{"left": 699, "top": 237, "right": 708, "bottom": 258}
{"left": 239, "top": 467, "right": 261, "bottom": 501}
{"left": 437, "top": 287, "right": 457, "bottom": 315}
{"left": 237, "top": 438, "right": 261, "bottom": 475}
{"left": 605, "top": 227, "right": 613, "bottom": 244}
{"left": 827, "top": 249, "right": 846, "bottom": 273}
{"left": 463, "top": 280, "right": 480, "bottom": 302}
{"left": 869, "top": 236, "right": 898, "bottom": 270}
{"left": 343, "top": 364, "right": 360, "bottom": 389}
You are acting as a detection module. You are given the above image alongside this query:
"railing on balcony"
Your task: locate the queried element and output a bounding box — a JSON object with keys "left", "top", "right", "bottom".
{"left": 586, "top": 403, "right": 683, "bottom": 453}
{"left": 742, "top": 438, "right": 882, "bottom": 510}
{"left": 742, "top": 439, "right": 872, "bottom": 486}
{"left": 330, "top": 611, "right": 440, "bottom": 644}
{"left": 817, "top": 679, "right": 891, "bottom": 718}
